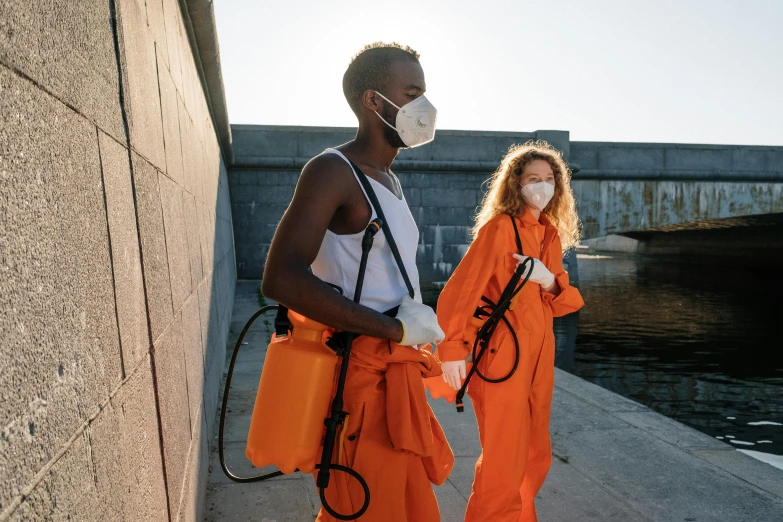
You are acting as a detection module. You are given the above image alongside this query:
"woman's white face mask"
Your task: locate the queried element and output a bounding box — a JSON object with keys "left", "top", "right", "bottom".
{"left": 521, "top": 181, "right": 555, "bottom": 210}
{"left": 373, "top": 91, "right": 438, "bottom": 148}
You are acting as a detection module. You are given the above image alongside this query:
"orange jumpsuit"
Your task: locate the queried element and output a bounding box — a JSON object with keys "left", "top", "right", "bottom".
{"left": 436, "top": 209, "right": 584, "bottom": 522}
{"left": 315, "top": 335, "right": 454, "bottom": 522}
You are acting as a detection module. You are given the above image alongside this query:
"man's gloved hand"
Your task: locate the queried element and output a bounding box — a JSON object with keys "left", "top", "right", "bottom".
{"left": 397, "top": 295, "right": 445, "bottom": 347}
{"left": 442, "top": 360, "right": 466, "bottom": 390}
{"left": 513, "top": 255, "right": 555, "bottom": 290}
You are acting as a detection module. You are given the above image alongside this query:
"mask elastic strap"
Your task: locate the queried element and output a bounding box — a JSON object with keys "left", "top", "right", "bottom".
{"left": 372, "top": 91, "right": 402, "bottom": 132}
{"left": 373, "top": 110, "right": 399, "bottom": 133}
{"left": 373, "top": 90, "right": 401, "bottom": 110}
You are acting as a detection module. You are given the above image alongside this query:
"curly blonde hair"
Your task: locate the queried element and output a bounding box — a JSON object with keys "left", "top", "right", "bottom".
{"left": 472, "top": 140, "right": 582, "bottom": 252}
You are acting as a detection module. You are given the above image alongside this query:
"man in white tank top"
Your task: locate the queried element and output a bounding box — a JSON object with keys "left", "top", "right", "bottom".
{"left": 262, "top": 43, "right": 454, "bottom": 521}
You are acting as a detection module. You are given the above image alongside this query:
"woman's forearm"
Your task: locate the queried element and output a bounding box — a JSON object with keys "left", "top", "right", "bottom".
{"left": 543, "top": 278, "right": 561, "bottom": 296}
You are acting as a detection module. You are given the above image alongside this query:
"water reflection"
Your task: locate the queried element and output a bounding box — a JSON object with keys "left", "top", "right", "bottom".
{"left": 555, "top": 253, "right": 783, "bottom": 457}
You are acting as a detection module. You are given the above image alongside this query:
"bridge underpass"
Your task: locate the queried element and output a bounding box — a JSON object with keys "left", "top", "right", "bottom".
{"left": 583, "top": 213, "right": 783, "bottom": 268}
{"left": 571, "top": 139, "right": 783, "bottom": 267}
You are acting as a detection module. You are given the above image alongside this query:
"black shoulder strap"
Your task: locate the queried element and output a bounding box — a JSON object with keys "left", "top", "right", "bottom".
{"left": 346, "top": 159, "right": 415, "bottom": 299}
{"left": 510, "top": 214, "right": 524, "bottom": 255}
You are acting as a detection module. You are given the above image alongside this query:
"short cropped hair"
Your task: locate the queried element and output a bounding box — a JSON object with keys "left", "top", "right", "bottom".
{"left": 342, "top": 42, "right": 420, "bottom": 114}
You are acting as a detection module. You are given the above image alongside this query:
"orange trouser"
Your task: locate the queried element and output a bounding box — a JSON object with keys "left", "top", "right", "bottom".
{"left": 315, "top": 335, "right": 454, "bottom": 522}
{"left": 464, "top": 327, "right": 554, "bottom": 522}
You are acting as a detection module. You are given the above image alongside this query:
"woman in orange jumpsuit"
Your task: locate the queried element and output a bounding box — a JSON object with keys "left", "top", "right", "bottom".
{"left": 436, "top": 141, "right": 584, "bottom": 522}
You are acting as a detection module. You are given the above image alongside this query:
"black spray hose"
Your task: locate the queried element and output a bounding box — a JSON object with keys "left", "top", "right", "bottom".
{"left": 472, "top": 314, "right": 519, "bottom": 384}
{"left": 471, "top": 256, "right": 533, "bottom": 385}
{"left": 455, "top": 258, "right": 534, "bottom": 412}
{"left": 218, "top": 304, "right": 283, "bottom": 482}
{"left": 217, "top": 221, "right": 383, "bottom": 520}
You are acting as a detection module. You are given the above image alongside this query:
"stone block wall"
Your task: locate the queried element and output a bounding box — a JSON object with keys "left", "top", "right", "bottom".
{"left": 228, "top": 125, "right": 567, "bottom": 292}
{"left": 227, "top": 126, "right": 783, "bottom": 285}
{"left": 0, "top": 1, "right": 234, "bottom": 520}
{"left": 228, "top": 126, "right": 783, "bottom": 292}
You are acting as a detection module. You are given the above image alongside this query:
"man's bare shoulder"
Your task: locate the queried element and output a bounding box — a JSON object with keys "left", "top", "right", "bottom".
{"left": 299, "top": 152, "right": 355, "bottom": 187}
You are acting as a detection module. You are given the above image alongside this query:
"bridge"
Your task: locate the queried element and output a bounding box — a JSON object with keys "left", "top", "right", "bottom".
{"left": 572, "top": 141, "right": 782, "bottom": 236}
{"left": 228, "top": 125, "right": 783, "bottom": 286}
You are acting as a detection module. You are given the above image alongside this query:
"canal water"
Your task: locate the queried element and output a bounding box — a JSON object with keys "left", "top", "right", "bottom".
{"left": 554, "top": 252, "right": 783, "bottom": 458}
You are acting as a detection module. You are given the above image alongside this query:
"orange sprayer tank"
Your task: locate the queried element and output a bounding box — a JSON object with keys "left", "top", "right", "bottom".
{"left": 245, "top": 311, "right": 337, "bottom": 474}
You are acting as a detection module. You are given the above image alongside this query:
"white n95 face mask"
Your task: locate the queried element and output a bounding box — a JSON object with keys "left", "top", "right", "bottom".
{"left": 373, "top": 91, "right": 437, "bottom": 148}
{"left": 521, "top": 182, "right": 555, "bottom": 210}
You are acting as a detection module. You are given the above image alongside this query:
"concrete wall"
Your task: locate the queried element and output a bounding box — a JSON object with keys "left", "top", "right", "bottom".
{"left": 0, "top": 1, "right": 235, "bottom": 520}
{"left": 571, "top": 141, "right": 783, "bottom": 181}
{"left": 229, "top": 126, "right": 783, "bottom": 288}
{"left": 228, "top": 125, "right": 572, "bottom": 291}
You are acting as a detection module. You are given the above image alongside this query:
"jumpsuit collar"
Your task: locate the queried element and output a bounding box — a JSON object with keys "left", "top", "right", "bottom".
{"left": 519, "top": 206, "right": 552, "bottom": 228}
{"left": 517, "top": 207, "right": 558, "bottom": 255}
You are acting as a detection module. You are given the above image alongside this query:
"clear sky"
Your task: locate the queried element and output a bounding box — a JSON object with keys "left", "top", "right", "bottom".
{"left": 213, "top": 0, "right": 782, "bottom": 146}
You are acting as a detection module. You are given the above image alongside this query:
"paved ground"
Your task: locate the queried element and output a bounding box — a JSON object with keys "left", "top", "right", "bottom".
{"left": 204, "top": 281, "right": 783, "bottom": 521}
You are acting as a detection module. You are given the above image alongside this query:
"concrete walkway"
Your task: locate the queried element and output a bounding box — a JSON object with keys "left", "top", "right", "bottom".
{"left": 204, "top": 281, "right": 783, "bottom": 521}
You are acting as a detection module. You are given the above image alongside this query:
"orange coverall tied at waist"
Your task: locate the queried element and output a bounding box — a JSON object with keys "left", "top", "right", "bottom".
{"left": 315, "top": 334, "right": 454, "bottom": 522}
{"left": 436, "top": 209, "right": 584, "bottom": 522}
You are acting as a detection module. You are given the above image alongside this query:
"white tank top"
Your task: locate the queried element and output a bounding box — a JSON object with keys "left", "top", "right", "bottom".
{"left": 311, "top": 149, "right": 422, "bottom": 312}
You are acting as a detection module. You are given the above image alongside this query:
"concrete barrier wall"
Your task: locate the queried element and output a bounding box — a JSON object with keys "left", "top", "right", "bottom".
{"left": 0, "top": 1, "right": 234, "bottom": 520}
{"left": 228, "top": 125, "right": 570, "bottom": 288}
{"left": 571, "top": 141, "right": 783, "bottom": 181}
{"left": 229, "top": 126, "right": 783, "bottom": 286}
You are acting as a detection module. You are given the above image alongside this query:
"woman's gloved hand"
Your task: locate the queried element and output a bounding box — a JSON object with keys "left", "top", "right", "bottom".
{"left": 442, "top": 360, "right": 467, "bottom": 390}
{"left": 513, "top": 255, "right": 555, "bottom": 290}
{"left": 396, "top": 295, "right": 445, "bottom": 347}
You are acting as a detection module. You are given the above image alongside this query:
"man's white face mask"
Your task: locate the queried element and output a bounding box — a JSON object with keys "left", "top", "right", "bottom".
{"left": 521, "top": 181, "right": 555, "bottom": 210}
{"left": 373, "top": 91, "right": 437, "bottom": 148}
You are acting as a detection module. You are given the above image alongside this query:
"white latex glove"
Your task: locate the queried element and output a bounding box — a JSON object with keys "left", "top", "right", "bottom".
{"left": 442, "top": 360, "right": 466, "bottom": 390}
{"left": 513, "top": 255, "right": 555, "bottom": 289}
{"left": 396, "top": 295, "right": 445, "bottom": 347}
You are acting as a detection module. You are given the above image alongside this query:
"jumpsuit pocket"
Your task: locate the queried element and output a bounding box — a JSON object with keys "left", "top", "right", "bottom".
{"left": 477, "top": 326, "right": 511, "bottom": 379}
{"left": 339, "top": 402, "right": 366, "bottom": 469}
{"left": 504, "top": 252, "right": 521, "bottom": 275}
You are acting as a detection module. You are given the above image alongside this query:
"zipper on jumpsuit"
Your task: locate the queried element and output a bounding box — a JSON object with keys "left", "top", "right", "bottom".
{"left": 532, "top": 222, "right": 558, "bottom": 378}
